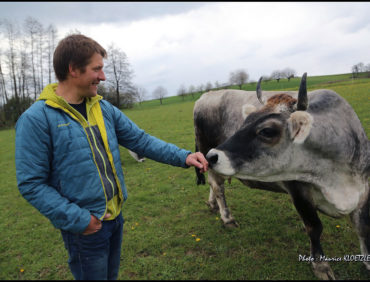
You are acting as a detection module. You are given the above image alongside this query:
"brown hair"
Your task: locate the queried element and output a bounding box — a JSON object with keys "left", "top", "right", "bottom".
{"left": 53, "top": 34, "right": 107, "bottom": 82}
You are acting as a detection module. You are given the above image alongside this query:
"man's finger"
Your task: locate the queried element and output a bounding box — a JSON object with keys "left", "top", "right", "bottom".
{"left": 186, "top": 152, "right": 208, "bottom": 172}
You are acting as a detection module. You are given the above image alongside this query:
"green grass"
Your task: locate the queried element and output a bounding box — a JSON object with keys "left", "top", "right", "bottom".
{"left": 1, "top": 73, "right": 369, "bottom": 279}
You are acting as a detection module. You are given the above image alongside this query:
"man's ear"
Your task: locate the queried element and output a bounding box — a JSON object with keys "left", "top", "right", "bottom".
{"left": 241, "top": 104, "right": 257, "bottom": 119}
{"left": 69, "top": 64, "right": 78, "bottom": 78}
{"left": 287, "top": 111, "right": 313, "bottom": 144}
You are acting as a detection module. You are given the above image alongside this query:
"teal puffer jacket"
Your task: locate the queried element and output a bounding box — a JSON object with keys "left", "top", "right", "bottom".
{"left": 15, "top": 84, "right": 191, "bottom": 234}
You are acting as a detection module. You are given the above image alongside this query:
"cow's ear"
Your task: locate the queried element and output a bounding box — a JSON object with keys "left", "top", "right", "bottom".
{"left": 242, "top": 104, "right": 257, "bottom": 119}
{"left": 288, "top": 111, "right": 313, "bottom": 144}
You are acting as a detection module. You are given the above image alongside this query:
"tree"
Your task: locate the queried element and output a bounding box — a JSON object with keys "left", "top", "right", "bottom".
{"left": 352, "top": 62, "right": 367, "bottom": 78}
{"left": 46, "top": 24, "right": 58, "bottom": 84}
{"left": 0, "top": 51, "right": 9, "bottom": 105}
{"left": 197, "top": 83, "right": 204, "bottom": 94}
{"left": 205, "top": 81, "right": 213, "bottom": 92}
{"left": 229, "top": 69, "right": 249, "bottom": 89}
{"left": 105, "top": 43, "right": 134, "bottom": 108}
{"left": 352, "top": 64, "right": 359, "bottom": 78}
{"left": 18, "top": 39, "right": 31, "bottom": 104}
{"left": 188, "top": 85, "right": 195, "bottom": 99}
{"left": 282, "top": 67, "right": 296, "bottom": 81}
{"left": 134, "top": 86, "right": 147, "bottom": 105}
{"left": 153, "top": 86, "right": 167, "bottom": 105}
{"left": 177, "top": 84, "right": 187, "bottom": 101}
{"left": 36, "top": 22, "right": 45, "bottom": 92}
{"left": 3, "top": 19, "right": 20, "bottom": 109}
{"left": 24, "top": 17, "right": 42, "bottom": 100}
{"left": 270, "top": 70, "right": 282, "bottom": 82}
{"left": 0, "top": 17, "right": 58, "bottom": 126}
{"left": 98, "top": 83, "right": 135, "bottom": 108}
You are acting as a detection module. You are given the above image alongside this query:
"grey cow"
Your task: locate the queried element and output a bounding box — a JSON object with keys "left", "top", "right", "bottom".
{"left": 193, "top": 74, "right": 370, "bottom": 279}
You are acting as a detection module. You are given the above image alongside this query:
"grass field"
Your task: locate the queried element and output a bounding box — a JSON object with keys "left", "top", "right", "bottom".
{"left": 0, "top": 73, "right": 369, "bottom": 279}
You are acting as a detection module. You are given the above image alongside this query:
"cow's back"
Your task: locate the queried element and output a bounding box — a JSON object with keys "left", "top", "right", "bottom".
{"left": 306, "top": 89, "right": 370, "bottom": 175}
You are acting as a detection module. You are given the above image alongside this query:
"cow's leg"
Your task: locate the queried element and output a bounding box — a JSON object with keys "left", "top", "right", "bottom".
{"left": 287, "top": 182, "right": 335, "bottom": 280}
{"left": 350, "top": 182, "right": 370, "bottom": 271}
{"left": 206, "top": 186, "right": 219, "bottom": 213}
{"left": 208, "top": 170, "right": 238, "bottom": 227}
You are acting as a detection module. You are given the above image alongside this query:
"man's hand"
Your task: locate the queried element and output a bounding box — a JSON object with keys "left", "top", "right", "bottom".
{"left": 185, "top": 152, "right": 208, "bottom": 173}
{"left": 82, "top": 213, "right": 111, "bottom": 235}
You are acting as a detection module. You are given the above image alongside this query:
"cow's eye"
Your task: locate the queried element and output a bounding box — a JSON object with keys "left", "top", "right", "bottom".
{"left": 257, "top": 127, "right": 279, "bottom": 138}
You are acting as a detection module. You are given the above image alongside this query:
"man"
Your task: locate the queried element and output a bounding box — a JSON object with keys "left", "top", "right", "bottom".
{"left": 15, "top": 34, "right": 208, "bottom": 280}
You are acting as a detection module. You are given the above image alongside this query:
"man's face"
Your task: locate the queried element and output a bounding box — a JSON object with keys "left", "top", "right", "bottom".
{"left": 73, "top": 53, "right": 106, "bottom": 98}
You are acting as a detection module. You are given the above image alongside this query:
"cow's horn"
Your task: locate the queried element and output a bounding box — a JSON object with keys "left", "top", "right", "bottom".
{"left": 256, "top": 76, "right": 264, "bottom": 105}
{"left": 297, "top": 72, "right": 308, "bottom": 111}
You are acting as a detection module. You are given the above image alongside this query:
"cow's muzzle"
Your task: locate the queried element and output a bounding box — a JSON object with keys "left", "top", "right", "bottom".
{"left": 206, "top": 150, "right": 218, "bottom": 168}
{"left": 206, "top": 149, "right": 236, "bottom": 176}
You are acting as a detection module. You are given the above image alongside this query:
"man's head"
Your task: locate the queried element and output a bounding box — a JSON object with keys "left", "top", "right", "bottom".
{"left": 53, "top": 34, "right": 107, "bottom": 82}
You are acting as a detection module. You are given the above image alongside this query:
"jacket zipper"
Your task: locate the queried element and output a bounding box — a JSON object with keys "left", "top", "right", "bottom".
{"left": 86, "top": 121, "right": 117, "bottom": 216}
{"left": 46, "top": 100, "right": 110, "bottom": 219}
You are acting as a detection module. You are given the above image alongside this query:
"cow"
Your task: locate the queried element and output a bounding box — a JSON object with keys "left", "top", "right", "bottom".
{"left": 193, "top": 73, "right": 370, "bottom": 279}
{"left": 128, "top": 150, "right": 145, "bottom": 162}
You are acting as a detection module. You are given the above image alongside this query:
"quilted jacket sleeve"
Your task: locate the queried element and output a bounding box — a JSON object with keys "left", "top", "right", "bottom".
{"left": 15, "top": 109, "right": 91, "bottom": 234}
{"left": 107, "top": 102, "right": 191, "bottom": 168}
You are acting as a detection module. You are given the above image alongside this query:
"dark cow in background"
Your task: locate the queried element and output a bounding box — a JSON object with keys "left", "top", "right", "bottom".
{"left": 193, "top": 73, "right": 370, "bottom": 279}
{"left": 128, "top": 150, "right": 145, "bottom": 162}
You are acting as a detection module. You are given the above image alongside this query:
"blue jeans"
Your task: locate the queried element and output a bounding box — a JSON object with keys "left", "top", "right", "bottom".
{"left": 61, "top": 213, "right": 124, "bottom": 280}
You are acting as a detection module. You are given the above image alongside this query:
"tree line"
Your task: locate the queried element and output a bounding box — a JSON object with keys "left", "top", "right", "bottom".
{"left": 175, "top": 67, "right": 297, "bottom": 100}
{"left": 176, "top": 61, "right": 370, "bottom": 101}
{"left": 0, "top": 17, "right": 143, "bottom": 128}
{"left": 351, "top": 62, "right": 370, "bottom": 78}
{"left": 0, "top": 17, "right": 58, "bottom": 127}
{"left": 1, "top": 17, "right": 368, "bottom": 128}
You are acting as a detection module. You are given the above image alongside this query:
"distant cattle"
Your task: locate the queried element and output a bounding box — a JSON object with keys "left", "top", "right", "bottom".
{"left": 194, "top": 73, "right": 370, "bottom": 279}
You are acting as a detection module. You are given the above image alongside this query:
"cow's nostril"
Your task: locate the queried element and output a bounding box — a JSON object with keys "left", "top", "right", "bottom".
{"left": 207, "top": 153, "right": 218, "bottom": 166}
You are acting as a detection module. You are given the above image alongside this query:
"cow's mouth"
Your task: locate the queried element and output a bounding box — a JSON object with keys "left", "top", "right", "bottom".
{"left": 206, "top": 149, "right": 236, "bottom": 176}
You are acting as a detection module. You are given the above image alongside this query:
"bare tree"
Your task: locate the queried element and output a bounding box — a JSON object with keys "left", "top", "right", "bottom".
{"left": 197, "top": 83, "right": 204, "bottom": 94}
{"left": 37, "top": 23, "right": 45, "bottom": 92}
{"left": 153, "top": 86, "right": 167, "bottom": 105}
{"left": 188, "top": 85, "right": 195, "bottom": 99}
{"left": 0, "top": 17, "right": 58, "bottom": 125}
{"left": 19, "top": 39, "right": 30, "bottom": 101}
{"left": 270, "top": 70, "right": 282, "bottom": 82}
{"left": 177, "top": 84, "right": 187, "bottom": 101}
{"left": 24, "top": 17, "right": 42, "bottom": 100}
{"left": 105, "top": 43, "right": 134, "bottom": 108}
{"left": 357, "top": 62, "right": 365, "bottom": 72}
{"left": 352, "top": 64, "right": 359, "bottom": 78}
{"left": 46, "top": 24, "right": 58, "bottom": 84}
{"left": 351, "top": 62, "right": 367, "bottom": 78}
{"left": 229, "top": 69, "right": 249, "bottom": 89}
{"left": 3, "top": 19, "right": 20, "bottom": 103}
{"left": 205, "top": 81, "right": 213, "bottom": 92}
{"left": 0, "top": 50, "right": 9, "bottom": 105}
{"left": 282, "top": 67, "right": 296, "bottom": 81}
{"left": 135, "top": 86, "right": 147, "bottom": 105}
{"left": 97, "top": 83, "right": 116, "bottom": 105}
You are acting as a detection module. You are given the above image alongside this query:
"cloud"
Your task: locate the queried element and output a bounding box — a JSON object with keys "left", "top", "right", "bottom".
{"left": 0, "top": 2, "right": 208, "bottom": 25}
{"left": 2, "top": 2, "right": 370, "bottom": 99}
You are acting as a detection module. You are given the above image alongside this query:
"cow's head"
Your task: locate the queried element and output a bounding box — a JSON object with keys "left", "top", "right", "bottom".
{"left": 206, "top": 73, "right": 314, "bottom": 181}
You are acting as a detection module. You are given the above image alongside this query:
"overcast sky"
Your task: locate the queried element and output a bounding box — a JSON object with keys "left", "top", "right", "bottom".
{"left": 1, "top": 2, "right": 370, "bottom": 99}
